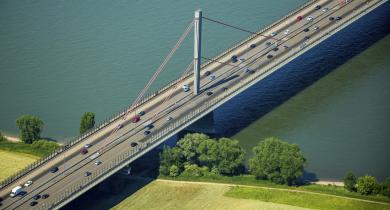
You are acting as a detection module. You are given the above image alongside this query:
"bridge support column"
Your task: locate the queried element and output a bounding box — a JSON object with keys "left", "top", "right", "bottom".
{"left": 193, "top": 9, "right": 202, "bottom": 95}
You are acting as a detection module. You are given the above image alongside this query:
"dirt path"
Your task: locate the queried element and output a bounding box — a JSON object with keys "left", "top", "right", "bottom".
{"left": 156, "top": 179, "right": 390, "bottom": 206}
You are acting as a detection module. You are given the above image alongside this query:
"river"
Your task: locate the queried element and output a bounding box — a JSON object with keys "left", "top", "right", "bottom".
{"left": 0, "top": 0, "right": 389, "bottom": 180}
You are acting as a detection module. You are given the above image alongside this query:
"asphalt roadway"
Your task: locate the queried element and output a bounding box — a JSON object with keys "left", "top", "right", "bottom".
{"left": 0, "top": 0, "right": 385, "bottom": 209}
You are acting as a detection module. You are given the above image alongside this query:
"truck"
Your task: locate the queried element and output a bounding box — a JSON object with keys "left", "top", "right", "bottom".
{"left": 10, "top": 186, "right": 22, "bottom": 197}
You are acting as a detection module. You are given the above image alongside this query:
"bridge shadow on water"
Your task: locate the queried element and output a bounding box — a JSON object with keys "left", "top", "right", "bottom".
{"left": 62, "top": 2, "right": 390, "bottom": 209}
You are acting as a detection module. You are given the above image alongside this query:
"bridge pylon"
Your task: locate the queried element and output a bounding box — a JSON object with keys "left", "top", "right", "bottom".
{"left": 193, "top": 9, "right": 202, "bottom": 95}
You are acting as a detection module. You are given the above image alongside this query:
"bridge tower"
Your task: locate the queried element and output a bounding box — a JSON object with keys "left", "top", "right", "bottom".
{"left": 193, "top": 9, "right": 202, "bottom": 95}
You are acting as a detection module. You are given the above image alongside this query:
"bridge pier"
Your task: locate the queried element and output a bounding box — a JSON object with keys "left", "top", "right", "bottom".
{"left": 193, "top": 9, "right": 202, "bottom": 95}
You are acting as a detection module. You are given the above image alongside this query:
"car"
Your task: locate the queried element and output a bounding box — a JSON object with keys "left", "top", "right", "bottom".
{"left": 84, "top": 144, "right": 92, "bottom": 148}
{"left": 41, "top": 194, "right": 49, "bottom": 199}
{"left": 322, "top": 7, "right": 329, "bottom": 12}
{"left": 145, "top": 124, "right": 154, "bottom": 130}
{"left": 166, "top": 116, "right": 173, "bottom": 121}
{"left": 248, "top": 70, "right": 255, "bottom": 74}
{"left": 89, "top": 152, "right": 100, "bottom": 160}
{"left": 273, "top": 47, "right": 279, "bottom": 52}
{"left": 138, "top": 111, "right": 146, "bottom": 116}
{"left": 315, "top": 5, "right": 321, "bottom": 10}
{"left": 222, "top": 87, "right": 228, "bottom": 91}
{"left": 231, "top": 55, "right": 238, "bottom": 63}
{"left": 304, "top": 36, "right": 310, "bottom": 40}
{"left": 144, "top": 130, "right": 151, "bottom": 136}
{"left": 270, "top": 32, "right": 277, "bottom": 36}
{"left": 244, "top": 68, "right": 251, "bottom": 73}
{"left": 32, "top": 194, "right": 41, "bottom": 200}
{"left": 209, "top": 75, "right": 216, "bottom": 80}
{"left": 117, "top": 124, "right": 123, "bottom": 129}
{"left": 84, "top": 172, "right": 91, "bottom": 177}
{"left": 239, "top": 58, "right": 245, "bottom": 62}
{"left": 204, "top": 71, "right": 211, "bottom": 76}
{"left": 130, "top": 142, "right": 138, "bottom": 147}
{"left": 336, "top": 16, "right": 342, "bottom": 20}
{"left": 314, "top": 26, "right": 320, "bottom": 30}
{"left": 24, "top": 181, "right": 33, "bottom": 187}
{"left": 80, "top": 148, "right": 88, "bottom": 155}
{"left": 283, "top": 45, "right": 289, "bottom": 49}
{"left": 29, "top": 201, "right": 38, "bottom": 206}
{"left": 249, "top": 44, "right": 256, "bottom": 49}
{"left": 182, "top": 84, "right": 190, "bottom": 92}
{"left": 303, "top": 28, "right": 309, "bottom": 32}
{"left": 131, "top": 115, "right": 141, "bottom": 123}
{"left": 307, "top": 16, "right": 314, "bottom": 21}
{"left": 206, "top": 91, "right": 213, "bottom": 96}
{"left": 284, "top": 29, "right": 290, "bottom": 35}
{"left": 329, "top": 16, "right": 335, "bottom": 21}
{"left": 296, "top": 16, "right": 303, "bottom": 21}
{"left": 267, "top": 54, "right": 273, "bottom": 59}
{"left": 95, "top": 160, "right": 102, "bottom": 165}
{"left": 50, "top": 167, "right": 59, "bottom": 173}
{"left": 265, "top": 42, "right": 272, "bottom": 46}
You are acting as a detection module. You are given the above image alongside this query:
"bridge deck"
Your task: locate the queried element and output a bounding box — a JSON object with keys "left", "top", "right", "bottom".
{"left": 0, "top": 0, "right": 387, "bottom": 209}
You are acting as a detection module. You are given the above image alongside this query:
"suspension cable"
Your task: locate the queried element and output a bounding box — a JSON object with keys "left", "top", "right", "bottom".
{"left": 202, "top": 16, "right": 280, "bottom": 41}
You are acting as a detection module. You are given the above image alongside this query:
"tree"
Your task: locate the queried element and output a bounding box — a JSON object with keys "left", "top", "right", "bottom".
{"left": 356, "top": 175, "right": 379, "bottom": 195}
{"left": 79, "top": 112, "right": 95, "bottom": 134}
{"left": 169, "top": 165, "right": 180, "bottom": 177}
{"left": 343, "top": 171, "right": 357, "bottom": 192}
{"left": 16, "top": 115, "right": 44, "bottom": 144}
{"left": 159, "top": 146, "right": 184, "bottom": 176}
{"left": 381, "top": 177, "right": 390, "bottom": 198}
{"left": 177, "top": 133, "right": 209, "bottom": 164}
{"left": 249, "top": 137, "right": 306, "bottom": 185}
{"left": 214, "top": 138, "right": 245, "bottom": 175}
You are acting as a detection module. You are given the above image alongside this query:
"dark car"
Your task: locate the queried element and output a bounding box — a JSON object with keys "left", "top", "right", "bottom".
{"left": 80, "top": 148, "right": 88, "bottom": 155}
{"left": 329, "top": 16, "right": 335, "bottom": 21}
{"left": 265, "top": 42, "right": 272, "bottom": 46}
{"left": 84, "top": 172, "right": 92, "bottom": 177}
{"left": 250, "top": 44, "right": 256, "bottom": 49}
{"left": 204, "top": 71, "right": 211, "bottom": 76}
{"left": 144, "top": 130, "right": 151, "bottom": 136}
{"left": 231, "top": 55, "right": 238, "bottom": 63}
{"left": 206, "top": 91, "right": 213, "bottom": 96}
{"left": 273, "top": 47, "right": 279, "bottom": 52}
{"left": 222, "top": 87, "right": 228, "bottom": 91}
{"left": 304, "top": 36, "right": 310, "bottom": 40}
{"left": 132, "top": 115, "right": 141, "bottom": 123}
{"left": 336, "top": 16, "right": 342, "bottom": 20}
{"left": 315, "top": 5, "right": 321, "bottom": 10}
{"left": 50, "top": 167, "right": 59, "bottom": 173}
{"left": 248, "top": 70, "right": 255, "bottom": 74}
{"left": 130, "top": 142, "right": 138, "bottom": 147}
{"left": 138, "top": 111, "right": 146, "bottom": 116}
{"left": 33, "top": 194, "right": 41, "bottom": 200}
{"left": 267, "top": 54, "right": 273, "bottom": 59}
{"left": 42, "top": 194, "right": 49, "bottom": 199}
{"left": 30, "top": 201, "right": 38, "bottom": 206}
{"left": 303, "top": 28, "right": 309, "bottom": 32}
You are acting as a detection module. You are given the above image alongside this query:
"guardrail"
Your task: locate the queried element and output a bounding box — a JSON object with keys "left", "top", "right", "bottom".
{"left": 0, "top": 0, "right": 319, "bottom": 191}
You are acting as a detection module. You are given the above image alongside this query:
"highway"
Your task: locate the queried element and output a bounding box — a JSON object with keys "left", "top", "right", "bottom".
{"left": 0, "top": 0, "right": 387, "bottom": 209}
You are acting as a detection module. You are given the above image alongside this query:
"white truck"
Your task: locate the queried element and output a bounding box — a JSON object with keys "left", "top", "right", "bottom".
{"left": 10, "top": 186, "right": 22, "bottom": 197}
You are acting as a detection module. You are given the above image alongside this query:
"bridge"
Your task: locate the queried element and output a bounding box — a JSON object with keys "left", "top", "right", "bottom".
{"left": 0, "top": 0, "right": 387, "bottom": 209}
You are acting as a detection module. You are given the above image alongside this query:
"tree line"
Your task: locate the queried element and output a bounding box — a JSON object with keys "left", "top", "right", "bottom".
{"left": 344, "top": 172, "right": 390, "bottom": 198}
{"left": 159, "top": 133, "right": 307, "bottom": 185}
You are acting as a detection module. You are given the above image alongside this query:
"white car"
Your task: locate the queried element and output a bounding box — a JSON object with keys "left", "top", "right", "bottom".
{"left": 322, "top": 7, "right": 329, "bottom": 12}
{"left": 166, "top": 117, "right": 173, "bottom": 121}
{"left": 182, "top": 84, "right": 190, "bottom": 92}
{"left": 84, "top": 144, "right": 92, "bottom": 148}
{"left": 209, "top": 75, "right": 216, "bottom": 81}
{"left": 314, "top": 26, "right": 320, "bottom": 30}
{"left": 270, "top": 32, "right": 277, "bottom": 36}
{"left": 284, "top": 29, "right": 290, "bottom": 35}
{"left": 239, "top": 58, "right": 245, "bottom": 62}
{"left": 95, "top": 160, "right": 102, "bottom": 165}
{"left": 307, "top": 16, "right": 314, "bottom": 21}
{"left": 24, "top": 180, "right": 33, "bottom": 187}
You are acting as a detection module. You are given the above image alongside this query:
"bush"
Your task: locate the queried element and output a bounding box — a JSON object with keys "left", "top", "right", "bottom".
{"left": 380, "top": 177, "right": 390, "bottom": 198}
{"left": 182, "top": 164, "right": 206, "bottom": 177}
{"left": 357, "top": 175, "right": 379, "bottom": 195}
{"left": 80, "top": 112, "right": 95, "bottom": 134}
{"left": 31, "top": 140, "right": 60, "bottom": 156}
{"left": 169, "top": 165, "right": 180, "bottom": 177}
{"left": 343, "top": 172, "right": 357, "bottom": 192}
{"left": 249, "top": 137, "right": 306, "bottom": 185}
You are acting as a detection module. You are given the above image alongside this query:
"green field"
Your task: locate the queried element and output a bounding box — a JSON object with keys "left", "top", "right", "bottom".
{"left": 0, "top": 150, "right": 38, "bottom": 181}
{"left": 225, "top": 186, "right": 390, "bottom": 210}
{"left": 111, "top": 180, "right": 306, "bottom": 210}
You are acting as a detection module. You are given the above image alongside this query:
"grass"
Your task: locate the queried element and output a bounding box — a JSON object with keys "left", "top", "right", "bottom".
{"left": 0, "top": 138, "right": 59, "bottom": 157}
{"left": 159, "top": 174, "right": 390, "bottom": 204}
{"left": 111, "top": 180, "right": 305, "bottom": 210}
{"left": 224, "top": 186, "right": 390, "bottom": 210}
{"left": 0, "top": 150, "right": 39, "bottom": 182}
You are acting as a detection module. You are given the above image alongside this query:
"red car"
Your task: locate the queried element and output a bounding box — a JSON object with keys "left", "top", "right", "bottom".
{"left": 296, "top": 16, "right": 303, "bottom": 21}
{"left": 80, "top": 148, "right": 88, "bottom": 155}
{"left": 132, "top": 115, "right": 141, "bottom": 123}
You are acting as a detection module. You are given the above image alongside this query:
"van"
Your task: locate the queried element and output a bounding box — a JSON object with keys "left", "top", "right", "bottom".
{"left": 10, "top": 186, "right": 22, "bottom": 197}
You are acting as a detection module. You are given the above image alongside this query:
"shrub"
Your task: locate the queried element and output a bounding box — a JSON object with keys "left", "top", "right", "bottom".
{"left": 343, "top": 171, "right": 357, "bottom": 192}
{"left": 357, "top": 175, "right": 379, "bottom": 195}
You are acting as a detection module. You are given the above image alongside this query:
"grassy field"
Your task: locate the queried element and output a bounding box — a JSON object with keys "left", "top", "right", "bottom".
{"left": 225, "top": 186, "right": 390, "bottom": 210}
{"left": 0, "top": 150, "right": 39, "bottom": 181}
{"left": 111, "top": 180, "right": 307, "bottom": 210}
{"left": 159, "top": 175, "right": 390, "bottom": 204}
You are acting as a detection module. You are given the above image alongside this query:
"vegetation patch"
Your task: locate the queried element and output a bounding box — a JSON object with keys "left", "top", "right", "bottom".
{"left": 0, "top": 150, "right": 38, "bottom": 181}
{"left": 224, "top": 186, "right": 390, "bottom": 210}
{"left": 0, "top": 135, "right": 59, "bottom": 157}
